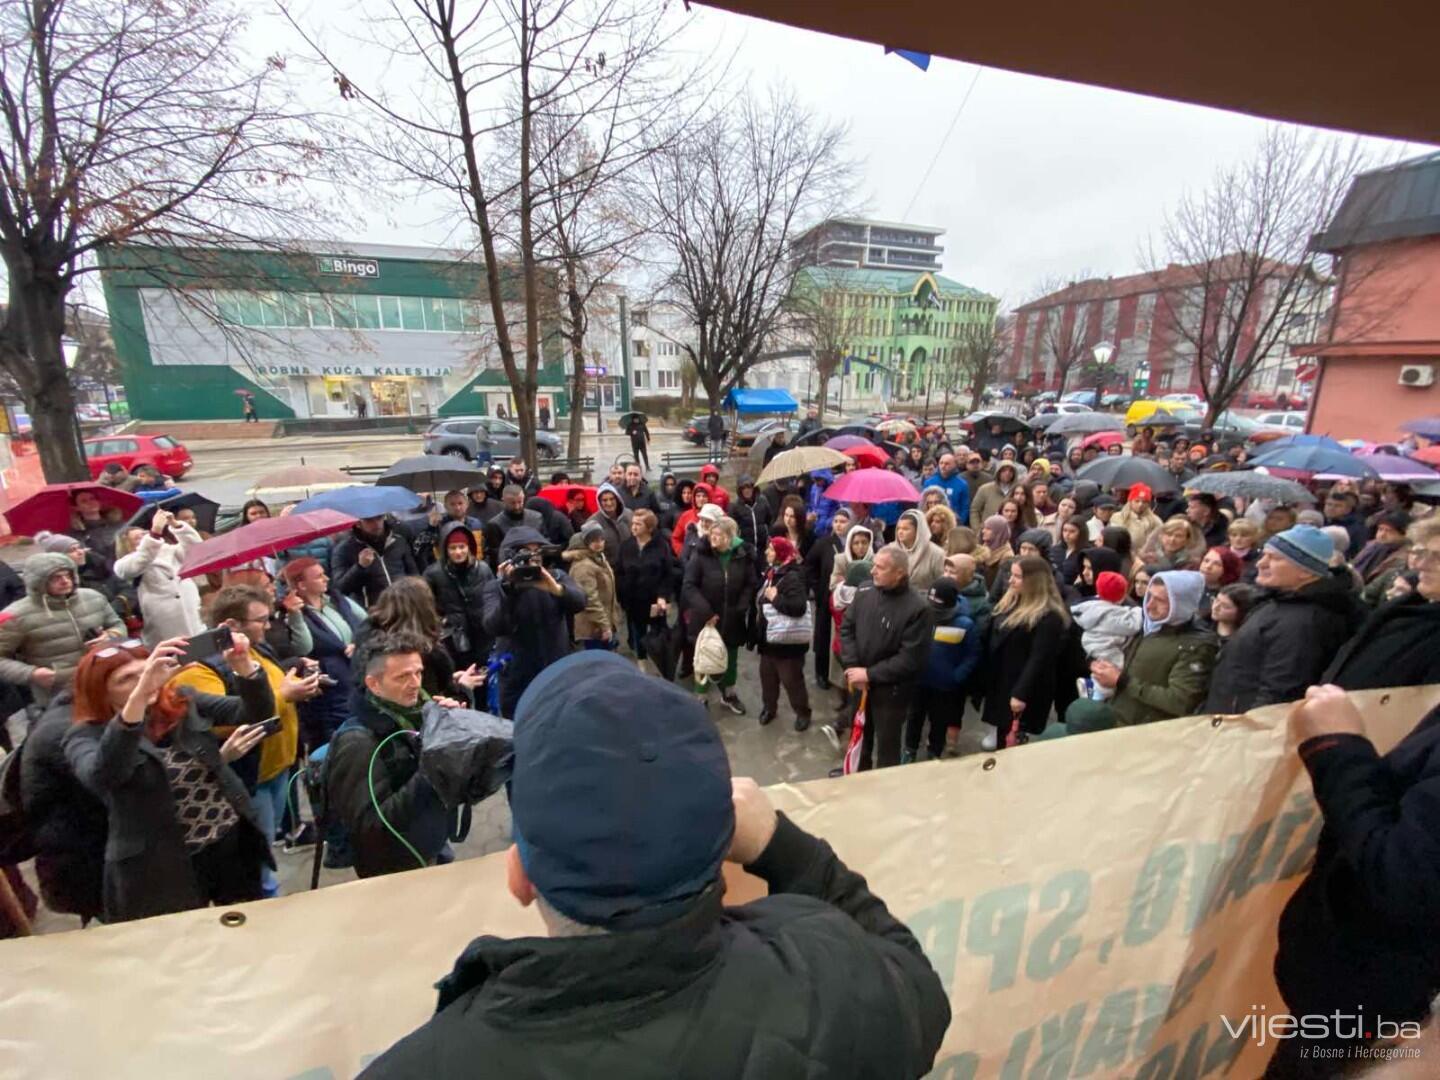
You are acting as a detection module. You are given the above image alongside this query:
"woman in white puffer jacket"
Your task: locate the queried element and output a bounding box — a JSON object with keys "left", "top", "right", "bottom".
{"left": 113, "top": 508, "right": 205, "bottom": 645}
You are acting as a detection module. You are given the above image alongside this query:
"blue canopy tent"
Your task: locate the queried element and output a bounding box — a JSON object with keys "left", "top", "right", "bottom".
{"left": 722, "top": 387, "right": 799, "bottom": 415}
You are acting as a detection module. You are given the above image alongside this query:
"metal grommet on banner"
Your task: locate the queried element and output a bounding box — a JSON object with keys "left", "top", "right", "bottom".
{"left": 1211, "top": 715, "right": 1224, "bottom": 728}
{"left": 981, "top": 758, "right": 997, "bottom": 772}
{"left": 1380, "top": 694, "right": 1391, "bottom": 706}
{"left": 219, "top": 911, "right": 246, "bottom": 928}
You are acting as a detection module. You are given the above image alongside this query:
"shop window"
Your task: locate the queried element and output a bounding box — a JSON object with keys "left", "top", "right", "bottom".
{"left": 353, "top": 295, "right": 381, "bottom": 330}
{"left": 379, "top": 296, "right": 403, "bottom": 330}
{"left": 399, "top": 296, "right": 426, "bottom": 331}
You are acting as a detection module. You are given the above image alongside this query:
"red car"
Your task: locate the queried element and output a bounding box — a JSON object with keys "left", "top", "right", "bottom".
{"left": 83, "top": 433, "right": 193, "bottom": 480}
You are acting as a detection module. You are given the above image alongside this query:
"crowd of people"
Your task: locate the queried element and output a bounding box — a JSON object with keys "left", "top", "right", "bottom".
{"left": 1, "top": 415, "right": 1438, "bottom": 1076}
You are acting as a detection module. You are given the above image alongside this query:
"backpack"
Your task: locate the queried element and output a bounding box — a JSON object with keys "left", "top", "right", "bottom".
{"left": 0, "top": 744, "right": 37, "bottom": 864}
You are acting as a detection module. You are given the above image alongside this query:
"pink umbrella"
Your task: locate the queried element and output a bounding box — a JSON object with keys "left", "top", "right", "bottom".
{"left": 825, "top": 467, "right": 921, "bottom": 505}
{"left": 1347, "top": 451, "right": 1439, "bottom": 482}
{"left": 824, "top": 434, "right": 874, "bottom": 451}
{"left": 179, "top": 509, "right": 356, "bottom": 578}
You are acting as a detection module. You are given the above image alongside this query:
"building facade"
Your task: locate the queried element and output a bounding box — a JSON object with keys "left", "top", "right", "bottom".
{"left": 98, "top": 242, "right": 614, "bottom": 423}
{"left": 790, "top": 218, "right": 945, "bottom": 273}
{"left": 1300, "top": 153, "right": 1440, "bottom": 442}
{"left": 791, "top": 266, "right": 998, "bottom": 408}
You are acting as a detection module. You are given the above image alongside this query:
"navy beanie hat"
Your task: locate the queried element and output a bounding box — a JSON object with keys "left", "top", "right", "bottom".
{"left": 510, "top": 651, "right": 734, "bottom": 928}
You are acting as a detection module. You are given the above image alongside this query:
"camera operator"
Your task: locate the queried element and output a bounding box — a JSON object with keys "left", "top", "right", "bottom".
{"left": 481, "top": 528, "right": 585, "bottom": 717}
{"left": 482, "top": 486, "right": 545, "bottom": 572}
{"left": 323, "top": 632, "right": 467, "bottom": 879}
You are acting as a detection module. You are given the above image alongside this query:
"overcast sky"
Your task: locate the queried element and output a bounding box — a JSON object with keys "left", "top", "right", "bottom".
{"left": 284, "top": 4, "right": 1431, "bottom": 311}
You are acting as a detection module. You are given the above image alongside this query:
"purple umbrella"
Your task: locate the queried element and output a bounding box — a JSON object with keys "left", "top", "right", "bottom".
{"left": 1400, "top": 417, "right": 1440, "bottom": 440}
{"left": 825, "top": 467, "right": 921, "bottom": 505}
{"left": 824, "top": 434, "right": 874, "bottom": 451}
{"left": 1346, "top": 451, "right": 1439, "bottom": 482}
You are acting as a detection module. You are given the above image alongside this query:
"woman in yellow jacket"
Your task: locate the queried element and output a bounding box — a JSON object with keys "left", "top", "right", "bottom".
{"left": 171, "top": 584, "right": 322, "bottom": 897}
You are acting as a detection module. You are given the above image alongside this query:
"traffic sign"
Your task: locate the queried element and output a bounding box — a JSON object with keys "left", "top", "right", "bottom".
{"left": 584, "top": 366, "right": 607, "bottom": 376}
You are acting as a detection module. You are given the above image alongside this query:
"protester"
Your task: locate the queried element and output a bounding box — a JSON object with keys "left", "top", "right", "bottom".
{"left": 1113, "top": 484, "right": 1162, "bottom": 550}
{"left": 423, "top": 522, "right": 494, "bottom": 672}
{"left": 827, "top": 522, "right": 875, "bottom": 592}
{"left": 669, "top": 481, "right": 712, "bottom": 556}
{"left": 562, "top": 524, "right": 622, "bottom": 651}
{"left": 1203, "top": 525, "right": 1364, "bottom": 715}
{"left": 1226, "top": 518, "right": 1262, "bottom": 581}
{"left": 63, "top": 635, "right": 274, "bottom": 922}
{"left": 697, "top": 462, "right": 730, "bottom": 511}
{"left": 1352, "top": 509, "right": 1411, "bottom": 585}
{"left": 974, "top": 515, "right": 1013, "bottom": 590}
{"left": 771, "top": 495, "right": 814, "bottom": 560}
{"left": 0, "top": 552, "right": 125, "bottom": 706}
{"left": 982, "top": 556, "right": 1069, "bottom": 749}
{"left": 731, "top": 475, "right": 773, "bottom": 550}
{"left": 1210, "top": 582, "right": 1259, "bottom": 646}
{"left": 67, "top": 490, "right": 123, "bottom": 561}
{"left": 681, "top": 516, "right": 756, "bottom": 715}
{"left": 333, "top": 514, "right": 419, "bottom": 608}
{"left": 1137, "top": 517, "right": 1206, "bottom": 572}
{"left": 1184, "top": 493, "right": 1229, "bottom": 549}
{"left": 482, "top": 486, "right": 547, "bottom": 572}
{"left": 281, "top": 557, "right": 366, "bottom": 752}
{"left": 1196, "top": 545, "right": 1243, "bottom": 625}
{"left": 1086, "top": 495, "right": 1118, "bottom": 543}
{"left": 902, "top": 578, "right": 979, "bottom": 764}
{"left": 968, "top": 461, "right": 1020, "bottom": 530}
{"left": 615, "top": 509, "right": 681, "bottom": 663}
{"left": 1268, "top": 686, "right": 1440, "bottom": 1073}
{"left": 960, "top": 452, "right": 992, "bottom": 500}
{"left": 1074, "top": 546, "right": 1124, "bottom": 600}
{"left": 504, "top": 457, "right": 541, "bottom": 498}
{"left": 1321, "top": 488, "right": 1367, "bottom": 558}
{"left": 1005, "top": 484, "right": 1039, "bottom": 531}
{"left": 113, "top": 508, "right": 206, "bottom": 645}
{"left": 324, "top": 632, "right": 467, "bottom": 879}
{"left": 584, "top": 482, "right": 632, "bottom": 566}
{"left": 928, "top": 453, "right": 972, "bottom": 526}
{"left": 1070, "top": 570, "right": 1142, "bottom": 669}
{"left": 753, "top": 536, "right": 812, "bottom": 731}
{"left": 802, "top": 508, "right": 850, "bottom": 691}
{"left": 839, "top": 544, "right": 932, "bottom": 770}
{"left": 1051, "top": 517, "right": 1088, "bottom": 586}
{"left": 1100, "top": 525, "right": 1135, "bottom": 579}
{"left": 894, "top": 509, "right": 944, "bottom": 592}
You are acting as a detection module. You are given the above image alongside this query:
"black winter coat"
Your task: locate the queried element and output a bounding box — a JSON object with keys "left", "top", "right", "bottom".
{"left": 804, "top": 533, "right": 843, "bottom": 603}
{"left": 1323, "top": 594, "right": 1440, "bottom": 692}
{"left": 838, "top": 582, "right": 933, "bottom": 687}
{"left": 362, "top": 814, "right": 949, "bottom": 1080}
{"left": 615, "top": 535, "right": 681, "bottom": 623}
{"left": 980, "top": 609, "right": 1068, "bottom": 735}
{"left": 618, "top": 482, "right": 661, "bottom": 516}
{"left": 332, "top": 524, "right": 420, "bottom": 608}
{"left": 481, "top": 509, "right": 546, "bottom": 571}
{"left": 681, "top": 537, "right": 758, "bottom": 648}
{"left": 63, "top": 675, "right": 276, "bottom": 923}
{"left": 732, "top": 496, "right": 774, "bottom": 551}
{"left": 754, "top": 561, "right": 810, "bottom": 658}
{"left": 1274, "top": 705, "right": 1440, "bottom": 1034}
{"left": 19, "top": 697, "right": 106, "bottom": 920}
{"left": 424, "top": 538, "right": 496, "bottom": 670}
{"left": 1203, "top": 568, "right": 1363, "bottom": 715}
{"left": 324, "top": 694, "right": 450, "bottom": 879}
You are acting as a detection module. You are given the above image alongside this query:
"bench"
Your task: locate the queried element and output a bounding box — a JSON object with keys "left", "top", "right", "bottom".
{"left": 660, "top": 448, "right": 726, "bottom": 474}
{"left": 343, "top": 455, "right": 597, "bottom": 484}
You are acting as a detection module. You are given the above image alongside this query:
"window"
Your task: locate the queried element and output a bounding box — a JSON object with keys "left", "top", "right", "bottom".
{"left": 352, "top": 295, "right": 381, "bottom": 330}
{"left": 281, "top": 293, "right": 309, "bottom": 328}
{"left": 424, "top": 297, "right": 463, "bottom": 332}
{"left": 657, "top": 369, "right": 679, "bottom": 390}
{"left": 379, "top": 296, "right": 403, "bottom": 330}
{"left": 306, "top": 294, "right": 333, "bottom": 328}
{"left": 330, "top": 294, "right": 358, "bottom": 329}
{"left": 633, "top": 369, "right": 650, "bottom": 389}
{"left": 113, "top": 439, "right": 138, "bottom": 453}
{"left": 399, "top": 296, "right": 426, "bottom": 331}
{"left": 444, "top": 421, "right": 481, "bottom": 435}
{"left": 153, "top": 436, "right": 176, "bottom": 449}
{"left": 259, "top": 293, "right": 287, "bottom": 328}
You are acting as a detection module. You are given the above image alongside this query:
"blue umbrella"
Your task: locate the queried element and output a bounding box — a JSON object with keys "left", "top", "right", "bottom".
{"left": 1256, "top": 433, "right": 1348, "bottom": 453}
{"left": 1247, "top": 444, "right": 1378, "bottom": 479}
{"left": 294, "top": 485, "right": 422, "bottom": 518}
{"left": 1401, "top": 417, "right": 1440, "bottom": 440}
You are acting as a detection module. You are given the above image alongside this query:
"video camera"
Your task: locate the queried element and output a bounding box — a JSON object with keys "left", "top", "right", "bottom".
{"left": 509, "top": 545, "right": 561, "bottom": 582}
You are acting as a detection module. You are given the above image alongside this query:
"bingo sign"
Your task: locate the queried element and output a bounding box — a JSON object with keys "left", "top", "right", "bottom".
{"left": 316, "top": 255, "right": 380, "bottom": 279}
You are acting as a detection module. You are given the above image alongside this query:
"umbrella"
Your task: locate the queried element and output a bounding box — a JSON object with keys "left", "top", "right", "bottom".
{"left": 1343, "top": 452, "right": 1438, "bottom": 482}
{"left": 536, "top": 484, "right": 598, "bottom": 516}
{"left": 293, "top": 485, "right": 423, "bottom": 518}
{"left": 824, "top": 434, "right": 874, "bottom": 451}
{"left": 1247, "top": 444, "right": 1378, "bottom": 479}
{"left": 1081, "top": 431, "right": 1126, "bottom": 451}
{"left": 1046, "top": 412, "right": 1127, "bottom": 437}
{"left": 124, "top": 492, "right": 222, "bottom": 535}
{"left": 1029, "top": 412, "right": 1062, "bottom": 431}
{"left": 376, "top": 455, "right": 487, "bottom": 493}
{"left": 874, "top": 418, "right": 917, "bottom": 435}
{"left": 756, "top": 446, "right": 850, "bottom": 486}
{"left": 969, "top": 412, "right": 1031, "bottom": 434}
{"left": 1074, "top": 456, "right": 1181, "bottom": 495}
{"left": 1412, "top": 445, "right": 1440, "bottom": 467}
{"left": 1255, "top": 433, "right": 1347, "bottom": 454}
{"left": 179, "top": 509, "right": 356, "bottom": 579}
{"left": 746, "top": 429, "right": 790, "bottom": 468}
{"left": 1400, "top": 417, "right": 1440, "bottom": 440}
{"left": 1184, "top": 472, "right": 1316, "bottom": 504}
{"left": 2, "top": 483, "right": 143, "bottom": 537}
{"left": 842, "top": 443, "right": 891, "bottom": 469}
{"left": 824, "top": 468, "right": 921, "bottom": 505}
{"left": 248, "top": 465, "right": 356, "bottom": 502}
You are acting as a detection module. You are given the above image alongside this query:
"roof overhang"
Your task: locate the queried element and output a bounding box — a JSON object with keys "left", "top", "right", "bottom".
{"left": 695, "top": 1, "right": 1440, "bottom": 144}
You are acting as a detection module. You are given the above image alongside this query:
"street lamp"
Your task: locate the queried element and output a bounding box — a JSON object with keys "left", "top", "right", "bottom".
{"left": 1091, "top": 340, "right": 1115, "bottom": 400}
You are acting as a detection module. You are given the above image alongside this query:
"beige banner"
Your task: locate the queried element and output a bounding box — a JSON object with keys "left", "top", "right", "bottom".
{"left": 2, "top": 686, "right": 1437, "bottom": 1079}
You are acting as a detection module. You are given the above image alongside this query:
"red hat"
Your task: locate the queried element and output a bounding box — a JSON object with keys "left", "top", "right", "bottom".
{"left": 1127, "top": 483, "right": 1153, "bottom": 503}
{"left": 1096, "top": 571, "right": 1128, "bottom": 605}
{"left": 767, "top": 535, "right": 798, "bottom": 564}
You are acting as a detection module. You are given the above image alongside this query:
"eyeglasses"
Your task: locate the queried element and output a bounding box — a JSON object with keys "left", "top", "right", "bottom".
{"left": 90, "top": 638, "right": 145, "bottom": 659}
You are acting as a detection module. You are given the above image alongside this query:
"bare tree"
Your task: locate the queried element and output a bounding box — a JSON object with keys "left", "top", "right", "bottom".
{"left": 287, "top": 0, "right": 685, "bottom": 468}
{"left": 1145, "top": 128, "right": 1373, "bottom": 425}
{"left": 1023, "top": 276, "right": 1100, "bottom": 396}
{"left": 645, "top": 89, "right": 852, "bottom": 412}
{"left": 786, "top": 280, "right": 866, "bottom": 420}
{"left": 0, "top": 0, "right": 333, "bottom": 481}
{"left": 953, "top": 313, "right": 1007, "bottom": 414}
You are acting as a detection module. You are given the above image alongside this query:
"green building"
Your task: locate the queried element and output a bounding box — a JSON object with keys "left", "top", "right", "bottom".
{"left": 98, "top": 242, "right": 618, "bottom": 424}
{"left": 792, "top": 266, "right": 997, "bottom": 402}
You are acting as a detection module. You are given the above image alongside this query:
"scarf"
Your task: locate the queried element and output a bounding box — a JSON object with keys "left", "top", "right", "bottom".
{"left": 366, "top": 689, "right": 430, "bottom": 732}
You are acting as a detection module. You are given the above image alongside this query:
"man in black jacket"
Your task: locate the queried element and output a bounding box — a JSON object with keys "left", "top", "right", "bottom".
{"left": 623, "top": 412, "right": 652, "bottom": 472}
{"left": 1204, "top": 525, "right": 1363, "bottom": 715}
{"left": 1268, "top": 686, "right": 1440, "bottom": 1075}
{"left": 363, "top": 652, "right": 949, "bottom": 1078}
{"left": 731, "top": 474, "right": 773, "bottom": 551}
{"left": 480, "top": 527, "right": 586, "bottom": 717}
{"left": 332, "top": 515, "right": 420, "bottom": 608}
{"left": 839, "top": 544, "right": 933, "bottom": 770}
{"left": 481, "top": 487, "right": 546, "bottom": 572}
{"left": 1322, "top": 488, "right": 1368, "bottom": 559}
{"left": 325, "top": 632, "right": 465, "bottom": 878}
{"left": 803, "top": 507, "right": 851, "bottom": 689}
{"left": 618, "top": 462, "right": 661, "bottom": 515}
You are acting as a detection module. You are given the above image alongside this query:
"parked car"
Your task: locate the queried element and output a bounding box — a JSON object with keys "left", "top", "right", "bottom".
{"left": 1100, "top": 393, "right": 1132, "bottom": 410}
{"left": 1160, "top": 393, "right": 1205, "bottom": 408}
{"left": 1254, "top": 410, "right": 1307, "bottom": 431}
{"left": 731, "top": 417, "right": 799, "bottom": 454}
{"left": 681, "top": 415, "right": 720, "bottom": 447}
{"left": 84, "top": 434, "right": 192, "bottom": 480}
{"left": 1033, "top": 391, "right": 1059, "bottom": 404}
{"left": 422, "top": 416, "right": 560, "bottom": 462}
{"left": 1060, "top": 390, "right": 1097, "bottom": 407}
{"left": 1125, "top": 400, "right": 1202, "bottom": 434}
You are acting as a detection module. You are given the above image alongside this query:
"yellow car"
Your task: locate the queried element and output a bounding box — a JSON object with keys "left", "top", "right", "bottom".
{"left": 1124, "top": 399, "right": 1202, "bottom": 433}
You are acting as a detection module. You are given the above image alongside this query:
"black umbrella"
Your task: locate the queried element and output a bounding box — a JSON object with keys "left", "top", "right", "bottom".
{"left": 124, "top": 491, "right": 221, "bottom": 535}
{"left": 1075, "top": 455, "right": 1181, "bottom": 495}
{"left": 1045, "top": 412, "right": 1127, "bottom": 437}
{"left": 376, "top": 455, "right": 488, "bottom": 493}
{"left": 969, "top": 412, "right": 1032, "bottom": 434}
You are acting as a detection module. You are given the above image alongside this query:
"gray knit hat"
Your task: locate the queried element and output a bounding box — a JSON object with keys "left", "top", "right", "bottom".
{"left": 34, "top": 531, "right": 82, "bottom": 556}
{"left": 1265, "top": 524, "right": 1334, "bottom": 577}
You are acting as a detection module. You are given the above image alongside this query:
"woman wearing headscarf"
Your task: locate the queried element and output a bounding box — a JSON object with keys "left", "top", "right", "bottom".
{"left": 975, "top": 515, "right": 1013, "bottom": 591}
{"left": 894, "top": 508, "right": 945, "bottom": 593}
{"left": 1063, "top": 570, "right": 1217, "bottom": 733}
{"left": 753, "top": 535, "right": 812, "bottom": 731}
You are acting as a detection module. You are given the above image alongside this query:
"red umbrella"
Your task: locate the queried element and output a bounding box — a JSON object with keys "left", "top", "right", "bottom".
{"left": 825, "top": 468, "right": 921, "bottom": 505}
{"left": 536, "top": 484, "right": 598, "bottom": 516}
{"left": 842, "top": 443, "right": 891, "bottom": 469}
{"left": 179, "top": 509, "right": 356, "bottom": 579}
{"left": 1412, "top": 445, "right": 1440, "bottom": 467}
{"left": 1081, "top": 431, "right": 1126, "bottom": 451}
{"left": 3, "top": 483, "right": 143, "bottom": 537}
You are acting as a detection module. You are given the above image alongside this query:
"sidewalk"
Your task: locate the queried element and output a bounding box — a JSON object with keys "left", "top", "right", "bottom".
{"left": 185, "top": 426, "right": 681, "bottom": 453}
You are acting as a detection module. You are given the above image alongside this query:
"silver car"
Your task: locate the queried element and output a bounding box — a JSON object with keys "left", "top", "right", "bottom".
{"left": 423, "top": 416, "right": 563, "bottom": 461}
